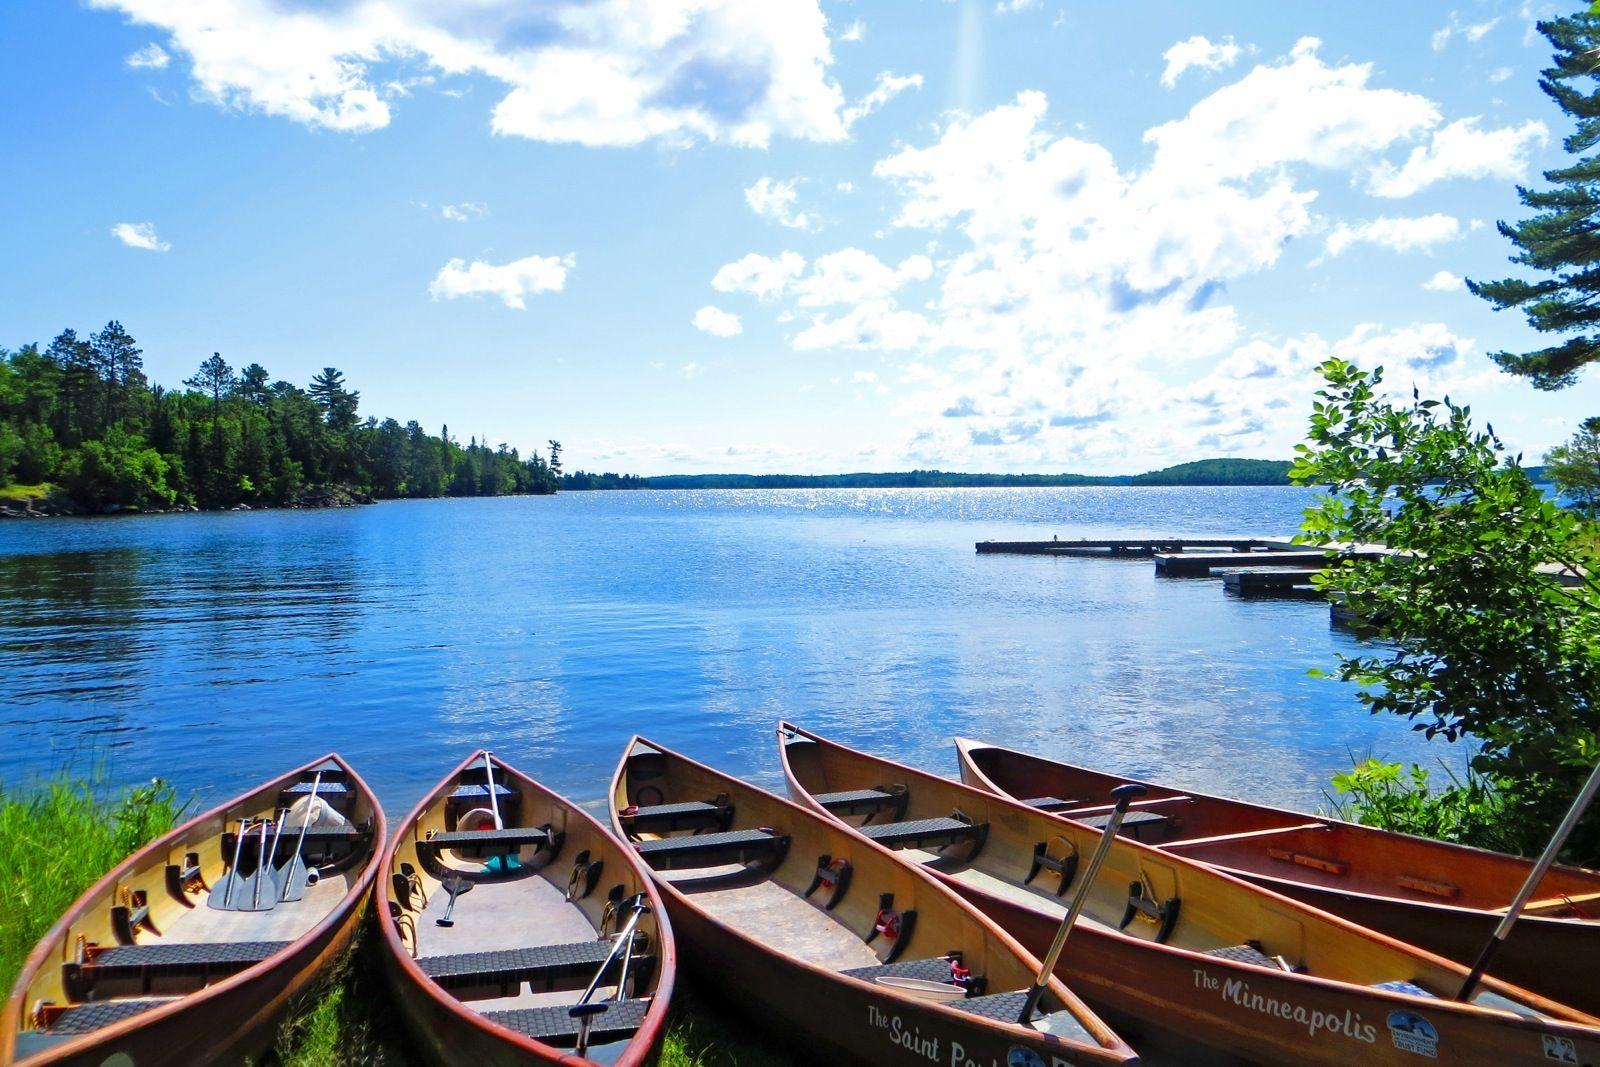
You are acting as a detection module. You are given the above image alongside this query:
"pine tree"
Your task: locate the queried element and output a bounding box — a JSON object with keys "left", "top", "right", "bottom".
{"left": 1470, "top": 12, "right": 1600, "bottom": 389}
{"left": 309, "top": 367, "right": 359, "bottom": 432}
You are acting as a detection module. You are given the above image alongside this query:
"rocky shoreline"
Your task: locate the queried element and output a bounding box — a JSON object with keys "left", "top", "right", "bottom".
{"left": 0, "top": 484, "right": 376, "bottom": 520}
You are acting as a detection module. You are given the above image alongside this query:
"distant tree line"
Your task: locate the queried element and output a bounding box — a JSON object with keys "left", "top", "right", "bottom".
{"left": 0, "top": 322, "right": 561, "bottom": 512}
{"left": 561, "top": 459, "right": 1294, "bottom": 491}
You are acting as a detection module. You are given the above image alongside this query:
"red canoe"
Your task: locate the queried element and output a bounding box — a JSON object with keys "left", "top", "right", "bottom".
{"left": 378, "top": 750, "right": 675, "bottom": 1066}
{"left": 2, "top": 753, "right": 384, "bottom": 1066}
{"left": 779, "top": 723, "right": 1600, "bottom": 1067}
{"left": 955, "top": 735, "right": 1600, "bottom": 1015}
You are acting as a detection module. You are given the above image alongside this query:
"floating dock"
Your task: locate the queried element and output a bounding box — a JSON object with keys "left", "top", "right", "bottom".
{"left": 1221, "top": 568, "right": 1325, "bottom": 599}
{"left": 1154, "top": 549, "right": 1344, "bottom": 577}
{"left": 975, "top": 537, "right": 1294, "bottom": 558}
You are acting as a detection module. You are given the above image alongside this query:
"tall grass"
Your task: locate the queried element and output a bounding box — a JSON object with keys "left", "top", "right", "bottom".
{"left": 0, "top": 772, "right": 182, "bottom": 989}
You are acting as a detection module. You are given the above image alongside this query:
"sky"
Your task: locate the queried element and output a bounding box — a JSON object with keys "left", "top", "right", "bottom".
{"left": 2, "top": 0, "right": 1597, "bottom": 475}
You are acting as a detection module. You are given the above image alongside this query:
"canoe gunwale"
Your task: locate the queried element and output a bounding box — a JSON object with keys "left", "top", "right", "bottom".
{"left": 788, "top": 725, "right": 1600, "bottom": 1035}
{"left": 376, "top": 748, "right": 675, "bottom": 1067}
{"left": 609, "top": 733, "right": 1136, "bottom": 1064}
{"left": 2, "top": 751, "right": 385, "bottom": 1065}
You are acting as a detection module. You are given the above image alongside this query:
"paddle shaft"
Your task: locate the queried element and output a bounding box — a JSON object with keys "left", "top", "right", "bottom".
{"left": 221, "top": 817, "right": 250, "bottom": 907}
{"left": 1457, "top": 755, "right": 1600, "bottom": 1001}
{"left": 578, "top": 898, "right": 648, "bottom": 1006}
{"left": 1018, "top": 783, "right": 1147, "bottom": 1024}
{"left": 280, "top": 771, "right": 323, "bottom": 899}
{"left": 436, "top": 876, "right": 472, "bottom": 927}
{"left": 252, "top": 818, "right": 270, "bottom": 909}
{"left": 483, "top": 752, "right": 503, "bottom": 829}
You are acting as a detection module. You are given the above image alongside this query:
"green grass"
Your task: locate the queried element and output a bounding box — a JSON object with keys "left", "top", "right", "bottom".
{"left": 0, "top": 482, "right": 52, "bottom": 502}
{"left": 0, "top": 771, "right": 182, "bottom": 989}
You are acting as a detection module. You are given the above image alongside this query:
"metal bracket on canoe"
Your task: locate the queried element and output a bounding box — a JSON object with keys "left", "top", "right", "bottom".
{"left": 164, "top": 852, "right": 205, "bottom": 907}
{"left": 866, "top": 893, "right": 917, "bottom": 963}
{"left": 111, "top": 889, "right": 154, "bottom": 945}
{"left": 1119, "top": 876, "right": 1180, "bottom": 944}
{"left": 599, "top": 885, "right": 627, "bottom": 936}
{"left": 567, "top": 850, "right": 605, "bottom": 901}
{"left": 1025, "top": 837, "right": 1079, "bottom": 897}
{"left": 803, "top": 854, "right": 853, "bottom": 910}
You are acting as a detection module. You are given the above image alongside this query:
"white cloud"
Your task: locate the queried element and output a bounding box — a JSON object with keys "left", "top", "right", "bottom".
{"left": 110, "top": 221, "right": 170, "bottom": 251}
{"left": 1323, "top": 214, "right": 1461, "bottom": 258}
{"left": 1423, "top": 269, "right": 1464, "bottom": 291}
{"left": 125, "top": 43, "right": 169, "bottom": 70}
{"left": 681, "top": 362, "right": 703, "bottom": 378}
{"left": 87, "top": 0, "right": 856, "bottom": 147}
{"left": 693, "top": 305, "right": 743, "bottom": 337}
{"left": 1368, "top": 117, "right": 1548, "bottom": 197}
{"left": 712, "top": 251, "right": 807, "bottom": 300}
{"left": 836, "top": 181, "right": 854, "bottom": 193}
{"left": 852, "top": 370, "right": 878, "bottom": 383}
{"left": 995, "top": 0, "right": 1040, "bottom": 13}
{"left": 429, "top": 253, "right": 571, "bottom": 309}
{"left": 744, "top": 178, "right": 812, "bottom": 230}
{"left": 791, "top": 249, "right": 931, "bottom": 307}
{"left": 1160, "top": 35, "right": 1243, "bottom": 88}
{"left": 839, "top": 19, "right": 864, "bottom": 43}
{"left": 842, "top": 71, "right": 923, "bottom": 127}
{"left": 1490, "top": 66, "right": 1515, "bottom": 83}
{"left": 440, "top": 202, "right": 487, "bottom": 222}
{"left": 1433, "top": 12, "right": 1501, "bottom": 51}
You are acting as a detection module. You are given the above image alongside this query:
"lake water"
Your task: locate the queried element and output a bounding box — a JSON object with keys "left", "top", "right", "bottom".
{"left": 0, "top": 487, "right": 1444, "bottom": 817}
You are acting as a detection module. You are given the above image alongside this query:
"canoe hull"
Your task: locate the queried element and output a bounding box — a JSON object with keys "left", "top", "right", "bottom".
{"left": 949, "top": 877, "right": 1600, "bottom": 1067}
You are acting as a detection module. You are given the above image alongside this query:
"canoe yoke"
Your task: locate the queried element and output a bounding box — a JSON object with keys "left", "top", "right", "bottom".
{"left": 858, "top": 814, "right": 990, "bottom": 858}
{"left": 220, "top": 823, "right": 372, "bottom": 876}
{"left": 419, "top": 824, "right": 564, "bottom": 877}
{"left": 483, "top": 998, "right": 654, "bottom": 1048}
{"left": 814, "top": 785, "right": 909, "bottom": 824}
{"left": 1073, "top": 809, "right": 1171, "bottom": 843}
{"left": 60, "top": 939, "right": 289, "bottom": 1001}
{"left": 416, "top": 936, "right": 658, "bottom": 1001}
{"left": 633, "top": 828, "right": 792, "bottom": 872}
{"left": 618, "top": 794, "right": 736, "bottom": 835}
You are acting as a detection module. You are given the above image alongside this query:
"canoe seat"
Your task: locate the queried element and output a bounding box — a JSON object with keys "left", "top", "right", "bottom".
{"left": 621, "top": 797, "right": 733, "bottom": 834}
{"left": 950, "top": 991, "right": 1093, "bottom": 1042}
{"left": 40, "top": 996, "right": 178, "bottom": 1035}
{"left": 1205, "top": 943, "right": 1277, "bottom": 968}
{"left": 280, "top": 780, "right": 352, "bottom": 798}
{"left": 65, "top": 940, "right": 288, "bottom": 997}
{"left": 484, "top": 998, "right": 652, "bottom": 1046}
{"left": 635, "top": 828, "right": 791, "bottom": 871}
{"left": 419, "top": 940, "right": 652, "bottom": 994}
{"left": 1075, "top": 809, "right": 1170, "bottom": 840}
{"left": 450, "top": 782, "right": 516, "bottom": 801}
{"left": 426, "top": 827, "right": 550, "bottom": 853}
{"left": 860, "top": 816, "right": 988, "bottom": 852}
{"left": 1022, "top": 797, "right": 1079, "bottom": 812}
{"left": 1373, "top": 980, "right": 1437, "bottom": 999}
{"left": 842, "top": 956, "right": 986, "bottom": 996}
{"left": 814, "top": 787, "right": 907, "bottom": 819}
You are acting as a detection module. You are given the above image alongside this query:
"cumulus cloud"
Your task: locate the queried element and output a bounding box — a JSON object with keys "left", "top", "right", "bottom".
{"left": 1368, "top": 117, "right": 1548, "bottom": 197}
{"left": 1433, "top": 12, "right": 1501, "bottom": 50}
{"left": 125, "top": 43, "right": 169, "bottom": 70}
{"left": 1323, "top": 214, "right": 1461, "bottom": 258}
{"left": 995, "top": 0, "right": 1040, "bottom": 13}
{"left": 1160, "top": 35, "right": 1243, "bottom": 88}
{"left": 86, "top": 0, "right": 858, "bottom": 147}
{"left": 429, "top": 253, "right": 571, "bottom": 309}
{"left": 711, "top": 251, "right": 807, "bottom": 300}
{"left": 440, "top": 202, "right": 487, "bottom": 222}
{"left": 841, "top": 71, "right": 923, "bottom": 127}
{"left": 1423, "top": 270, "right": 1464, "bottom": 291}
{"left": 693, "top": 305, "right": 743, "bottom": 337}
{"left": 110, "top": 221, "right": 170, "bottom": 251}
{"left": 745, "top": 178, "right": 812, "bottom": 229}
{"left": 839, "top": 19, "right": 864, "bottom": 42}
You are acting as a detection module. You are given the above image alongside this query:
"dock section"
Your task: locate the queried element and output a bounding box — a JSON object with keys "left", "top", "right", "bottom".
{"left": 976, "top": 537, "right": 1293, "bottom": 558}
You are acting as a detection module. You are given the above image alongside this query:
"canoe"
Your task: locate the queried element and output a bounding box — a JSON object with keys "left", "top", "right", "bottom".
{"left": 955, "top": 736, "right": 1600, "bottom": 1015}
{"left": 2, "top": 753, "right": 383, "bottom": 1066}
{"left": 378, "top": 750, "right": 674, "bottom": 1066}
{"left": 779, "top": 723, "right": 1600, "bottom": 1066}
{"left": 609, "top": 736, "right": 1138, "bottom": 1067}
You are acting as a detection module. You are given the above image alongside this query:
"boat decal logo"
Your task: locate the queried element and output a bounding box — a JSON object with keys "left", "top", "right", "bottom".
{"left": 1193, "top": 968, "right": 1377, "bottom": 1044}
{"left": 867, "top": 1003, "right": 1079, "bottom": 1067}
{"left": 1543, "top": 1035, "right": 1579, "bottom": 1064}
{"left": 1006, "top": 1048, "right": 1047, "bottom": 1067}
{"left": 1386, "top": 1010, "right": 1439, "bottom": 1058}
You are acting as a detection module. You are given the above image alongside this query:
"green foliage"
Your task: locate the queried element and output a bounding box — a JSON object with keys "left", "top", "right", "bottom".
{"left": 0, "top": 773, "right": 181, "bottom": 988}
{"left": 1293, "top": 357, "right": 1600, "bottom": 861}
{"left": 0, "top": 322, "right": 562, "bottom": 514}
{"left": 606, "top": 459, "right": 1290, "bottom": 491}
{"left": 1470, "top": 12, "right": 1600, "bottom": 388}
{"left": 1129, "top": 458, "right": 1291, "bottom": 486}
{"left": 1327, "top": 758, "right": 1519, "bottom": 853}
{"left": 1545, "top": 415, "right": 1600, "bottom": 518}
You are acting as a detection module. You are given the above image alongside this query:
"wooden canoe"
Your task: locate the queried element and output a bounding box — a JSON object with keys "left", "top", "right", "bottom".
{"left": 779, "top": 723, "right": 1600, "bottom": 1067}
{"left": 610, "top": 735, "right": 1138, "bottom": 1067}
{"left": 954, "top": 736, "right": 1600, "bottom": 1015}
{"left": 378, "top": 750, "right": 674, "bottom": 1066}
{"left": 2, "top": 753, "right": 383, "bottom": 1066}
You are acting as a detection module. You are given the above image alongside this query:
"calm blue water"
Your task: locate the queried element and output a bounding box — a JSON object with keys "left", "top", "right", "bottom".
{"left": 0, "top": 488, "right": 1443, "bottom": 816}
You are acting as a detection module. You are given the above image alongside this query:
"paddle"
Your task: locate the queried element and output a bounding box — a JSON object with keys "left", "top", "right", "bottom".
{"left": 277, "top": 771, "right": 323, "bottom": 902}
{"left": 482, "top": 751, "right": 504, "bottom": 830}
{"left": 435, "top": 873, "right": 474, "bottom": 927}
{"left": 1456, "top": 756, "right": 1600, "bottom": 1001}
{"left": 210, "top": 817, "right": 277, "bottom": 912}
{"left": 212, "top": 816, "right": 251, "bottom": 910}
{"left": 1017, "top": 783, "right": 1146, "bottom": 1024}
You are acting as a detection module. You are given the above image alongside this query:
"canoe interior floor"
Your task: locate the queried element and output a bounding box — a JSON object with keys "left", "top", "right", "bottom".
{"left": 162, "top": 870, "right": 354, "bottom": 944}
{"left": 683, "top": 877, "right": 882, "bottom": 972}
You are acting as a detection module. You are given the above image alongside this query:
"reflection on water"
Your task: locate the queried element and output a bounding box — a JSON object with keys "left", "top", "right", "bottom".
{"left": 0, "top": 488, "right": 1442, "bottom": 814}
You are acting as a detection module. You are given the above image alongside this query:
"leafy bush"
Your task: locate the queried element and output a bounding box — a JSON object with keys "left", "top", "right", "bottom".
{"left": 1327, "top": 758, "right": 1520, "bottom": 853}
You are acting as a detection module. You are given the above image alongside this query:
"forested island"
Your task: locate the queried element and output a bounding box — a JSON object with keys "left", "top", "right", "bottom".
{"left": 559, "top": 458, "right": 1293, "bottom": 490}
{"left": 0, "top": 322, "right": 561, "bottom": 516}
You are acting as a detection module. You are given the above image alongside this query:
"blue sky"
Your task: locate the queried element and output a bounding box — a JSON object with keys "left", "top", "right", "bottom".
{"left": 1, "top": 0, "right": 1594, "bottom": 474}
